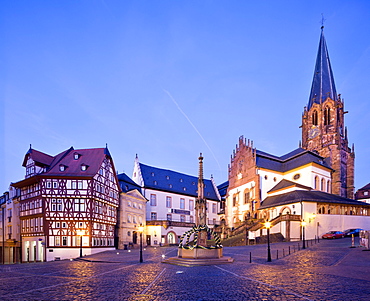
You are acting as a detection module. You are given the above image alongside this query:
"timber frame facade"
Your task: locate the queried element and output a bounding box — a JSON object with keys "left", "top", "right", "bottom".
{"left": 12, "top": 146, "right": 120, "bottom": 262}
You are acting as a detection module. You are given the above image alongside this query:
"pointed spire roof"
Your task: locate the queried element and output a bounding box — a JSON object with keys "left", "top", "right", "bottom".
{"left": 308, "top": 27, "right": 338, "bottom": 110}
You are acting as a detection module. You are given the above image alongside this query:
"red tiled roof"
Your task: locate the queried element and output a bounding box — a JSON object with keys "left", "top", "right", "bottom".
{"left": 22, "top": 149, "right": 54, "bottom": 167}
{"left": 46, "top": 148, "right": 108, "bottom": 177}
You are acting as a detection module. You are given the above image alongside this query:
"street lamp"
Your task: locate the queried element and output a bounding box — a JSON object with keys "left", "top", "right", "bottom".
{"left": 138, "top": 225, "right": 144, "bottom": 263}
{"left": 265, "top": 221, "right": 272, "bottom": 262}
{"left": 301, "top": 220, "right": 306, "bottom": 249}
{"left": 76, "top": 229, "right": 84, "bottom": 257}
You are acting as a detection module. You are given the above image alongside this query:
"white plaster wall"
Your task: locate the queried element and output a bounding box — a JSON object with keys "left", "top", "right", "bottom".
{"left": 258, "top": 170, "right": 283, "bottom": 200}
{"left": 45, "top": 247, "right": 114, "bottom": 261}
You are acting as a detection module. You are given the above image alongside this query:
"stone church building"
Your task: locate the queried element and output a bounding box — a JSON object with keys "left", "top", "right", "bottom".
{"left": 222, "top": 27, "right": 370, "bottom": 241}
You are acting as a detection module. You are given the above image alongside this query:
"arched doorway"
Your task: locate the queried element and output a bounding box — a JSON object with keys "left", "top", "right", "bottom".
{"left": 167, "top": 232, "right": 175, "bottom": 245}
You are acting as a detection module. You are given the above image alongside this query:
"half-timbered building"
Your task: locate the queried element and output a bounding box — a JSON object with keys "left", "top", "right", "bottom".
{"left": 11, "top": 146, "right": 120, "bottom": 262}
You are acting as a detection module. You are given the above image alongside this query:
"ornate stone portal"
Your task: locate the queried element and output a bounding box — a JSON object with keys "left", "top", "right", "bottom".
{"left": 163, "top": 154, "right": 233, "bottom": 266}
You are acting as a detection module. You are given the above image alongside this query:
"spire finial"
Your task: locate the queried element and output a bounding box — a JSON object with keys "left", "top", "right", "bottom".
{"left": 321, "top": 13, "right": 326, "bottom": 30}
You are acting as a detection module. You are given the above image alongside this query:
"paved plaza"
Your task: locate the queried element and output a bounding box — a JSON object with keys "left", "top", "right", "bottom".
{"left": 1, "top": 237, "right": 369, "bottom": 300}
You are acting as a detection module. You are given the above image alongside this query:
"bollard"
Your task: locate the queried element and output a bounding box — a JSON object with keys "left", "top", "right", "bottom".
{"left": 298, "top": 243, "right": 300, "bottom": 251}
{"left": 350, "top": 234, "right": 356, "bottom": 248}
{"left": 276, "top": 250, "right": 279, "bottom": 260}
{"left": 250, "top": 251, "right": 252, "bottom": 263}
{"left": 283, "top": 249, "right": 285, "bottom": 257}
{"left": 293, "top": 245, "right": 295, "bottom": 253}
{"left": 289, "top": 246, "right": 291, "bottom": 255}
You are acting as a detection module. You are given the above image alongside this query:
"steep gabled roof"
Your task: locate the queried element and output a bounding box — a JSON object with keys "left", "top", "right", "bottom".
{"left": 358, "top": 183, "right": 370, "bottom": 191}
{"left": 138, "top": 163, "right": 220, "bottom": 201}
{"left": 22, "top": 148, "right": 54, "bottom": 167}
{"left": 260, "top": 190, "right": 370, "bottom": 210}
{"left": 256, "top": 147, "right": 331, "bottom": 173}
{"left": 308, "top": 28, "right": 338, "bottom": 110}
{"left": 217, "top": 181, "right": 229, "bottom": 198}
{"left": 46, "top": 148, "right": 107, "bottom": 177}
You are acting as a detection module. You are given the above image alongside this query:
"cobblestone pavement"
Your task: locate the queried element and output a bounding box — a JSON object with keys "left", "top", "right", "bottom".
{"left": 1, "top": 237, "right": 369, "bottom": 300}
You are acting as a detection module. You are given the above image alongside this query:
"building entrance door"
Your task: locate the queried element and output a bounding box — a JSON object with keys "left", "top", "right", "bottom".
{"left": 146, "top": 235, "right": 151, "bottom": 246}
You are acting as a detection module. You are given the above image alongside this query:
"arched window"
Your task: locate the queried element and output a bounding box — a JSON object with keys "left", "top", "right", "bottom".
{"left": 326, "top": 180, "right": 331, "bottom": 193}
{"left": 321, "top": 178, "right": 325, "bottom": 191}
{"left": 312, "top": 110, "right": 318, "bottom": 126}
{"left": 324, "top": 107, "right": 331, "bottom": 125}
{"left": 314, "top": 176, "right": 319, "bottom": 189}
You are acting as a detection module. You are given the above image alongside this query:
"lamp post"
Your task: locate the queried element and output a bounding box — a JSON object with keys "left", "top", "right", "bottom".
{"left": 265, "top": 221, "right": 272, "bottom": 262}
{"left": 301, "top": 220, "right": 306, "bottom": 249}
{"left": 77, "top": 230, "right": 84, "bottom": 257}
{"left": 138, "top": 225, "right": 144, "bottom": 263}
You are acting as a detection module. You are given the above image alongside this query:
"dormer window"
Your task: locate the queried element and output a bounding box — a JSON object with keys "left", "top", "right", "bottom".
{"left": 166, "top": 175, "right": 170, "bottom": 180}
{"left": 151, "top": 172, "right": 155, "bottom": 177}
{"left": 59, "top": 165, "right": 66, "bottom": 172}
{"left": 74, "top": 153, "right": 81, "bottom": 160}
{"left": 81, "top": 164, "right": 88, "bottom": 171}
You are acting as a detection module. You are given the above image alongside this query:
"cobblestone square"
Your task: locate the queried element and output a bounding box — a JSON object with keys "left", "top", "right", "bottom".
{"left": 1, "top": 238, "right": 369, "bottom": 300}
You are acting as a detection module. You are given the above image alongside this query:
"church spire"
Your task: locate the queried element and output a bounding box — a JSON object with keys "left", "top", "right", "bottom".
{"left": 307, "top": 27, "right": 338, "bottom": 110}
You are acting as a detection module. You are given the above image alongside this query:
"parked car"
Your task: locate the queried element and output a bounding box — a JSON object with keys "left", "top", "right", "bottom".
{"left": 343, "top": 228, "right": 363, "bottom": 237}
{"left": 322, "top": 231, "right": 345, "bottom": 239}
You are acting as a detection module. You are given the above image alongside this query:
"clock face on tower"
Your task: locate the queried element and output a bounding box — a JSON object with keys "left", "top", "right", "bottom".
{"left": 308, "top": 127, "right": 320, "bottom": 139}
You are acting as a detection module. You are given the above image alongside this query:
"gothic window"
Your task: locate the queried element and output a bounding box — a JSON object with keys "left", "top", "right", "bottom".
{"left": 312, "top": 110, "right": 318, "bottom": 126}
{"left": 324, "top": 107, "right": 331, "bottom": 125}
{"left": 327, "top": 180, "right": 331, "bottom": 193}
{"left": 321, "top": 178, "right": 325, "bottom": 191}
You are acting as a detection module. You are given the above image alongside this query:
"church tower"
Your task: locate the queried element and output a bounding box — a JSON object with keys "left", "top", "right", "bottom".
{"left": 301, "top": 27, "right": 355, "bottom": 199}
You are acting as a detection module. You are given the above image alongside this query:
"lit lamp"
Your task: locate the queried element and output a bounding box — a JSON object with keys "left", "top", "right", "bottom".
{"left": 76, "top": 229, "right": 84, "bottom": 257}
{"left": 138, "top": 225, "right": 144, "bottom": 263}
{"left": 265, "top": 221, "right": 272, "bottom": 262}
{"left": 301, "top": 220, "right": 307, "bottom": 249}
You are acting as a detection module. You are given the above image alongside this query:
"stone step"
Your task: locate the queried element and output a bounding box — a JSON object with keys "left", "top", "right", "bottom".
{"left": 162, "top": 256, "right": 234, "bottom": 267}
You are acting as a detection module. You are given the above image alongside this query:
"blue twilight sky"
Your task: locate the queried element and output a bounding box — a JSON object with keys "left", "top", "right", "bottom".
{"left": 2, "top": 1, "right": 370, "bottom": 194}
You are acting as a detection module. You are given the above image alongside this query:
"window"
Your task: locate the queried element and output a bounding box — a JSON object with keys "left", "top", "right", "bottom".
{"left": 74, "top": 199, "right": 85, "bottom": 211}
{"left": 166, "top": 175, "right": 170, "bottom": 180}
{"left": 167, "top": 214, "right": 172, "bottom": 221}
{"left": 180, "top": 215, "right": 185, "bottom": 222}
{"left": 314, "top": 176, "right": 319, "bottom": 190}
{"left": 47, "top": 182, "right": 52, "bottom": 189}
{"left": 62, "top": 236, "right": 67, "bottom": 246}
{"left": 57, "top": 199, "right": 63, "bottom": 211}
{"left": 59, "top": 165, "right": 65, "bottom": 172}
{"left": 212, "top": 203, "right": 217, "bottom": 213}
{"left": 180, "top": 198, "right": 185, "bottom": 209}
{"left": 166, "top": 196, "right": 172, "bottom": 208}
{"left": 233, "top": 196, "right": 237, "bottom": 207}
{"left": 55, "top": 236, "right": 60, "bottom": 246}
{"left": 364, "top": 191, "right": 369, "bottom": 196}
{"left": 62, "top": 222, "right": 66, "bottom": 228}
{"left": 189, "top": 200, "right": 194, "bottom": 211}
{"left": 312, "top": 110, "right": 318, "bottom": 126}
{"left": 190, "top": 216, "right": 194, "bottom": 223}
{"left": 74, "top": 153, "right": 80, "bottom": 160}
{"left": 151, "top": 212, "right": 157, "bottom": 220}
{"left": 127, "top": 215, "right": 131, "bottom": 223}
{"left": 53, "top": 181, "right": 58, "bottom": 189}
{"left": 321, "top": 178, "right": 325, "bottom": 191}
{"left": 244, "top": 192, "right": 250, "bottom": 204}
{"left": 150, "top": 194, "right": 157, "bottom": 206}
{"left": 51, "top": 199, "right": 57, "bottom": 211}
{"left": 324, "top": 107, "right": 330, "bottom": 125}
{"left": 81, "top": 165, "right": 87, "bottom": 171}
